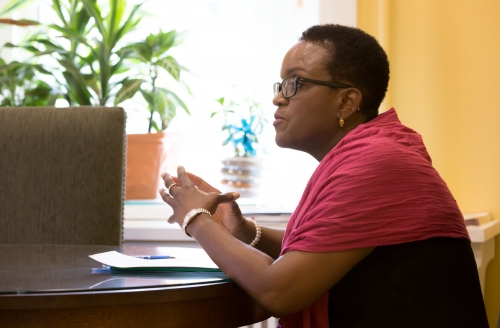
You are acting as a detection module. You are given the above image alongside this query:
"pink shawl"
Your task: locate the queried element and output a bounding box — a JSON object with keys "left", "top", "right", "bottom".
{"left": 278, "top": 108, "right": 469, "bottom": 328}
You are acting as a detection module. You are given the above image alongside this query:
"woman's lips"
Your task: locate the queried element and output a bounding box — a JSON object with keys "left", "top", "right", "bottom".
{"left": 273, "top": 113, "right": 285, "bottom": 126}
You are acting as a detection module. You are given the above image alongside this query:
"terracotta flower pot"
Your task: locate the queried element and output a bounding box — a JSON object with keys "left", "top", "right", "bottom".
{"left": 125, "top": 133, "right": 170, "bottom": 200}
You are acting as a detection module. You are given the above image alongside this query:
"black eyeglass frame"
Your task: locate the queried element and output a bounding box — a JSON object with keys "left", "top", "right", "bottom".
{"left": 273, "top": 76, "right": 353, "bottom": 99}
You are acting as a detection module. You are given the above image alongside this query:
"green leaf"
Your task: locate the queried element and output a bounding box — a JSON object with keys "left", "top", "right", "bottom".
{"left": 156, "top": 56, "right": 181, "bottom": 80}
{"left": 80, "top": 0, "right": 105, "bottom": 40}
{"left": 150, "top": 120, "right": 160, "bottom": 133}
{"left": 154, "top": 30, "right": 176, "bottom": 55}
{"left": 96, "top": 42, "right": 111, "bottom": 105}
{"left": 75, "top": 0, "right": 94, "bottom": 35}
{"left": 33, "top": 39, "right": 65, "bottom": 52}
{"left": 59, "top": 58, "right": 94, "bottom": 104}
{"left": 140, "top": 89, "right": 154, "bottom": 107}
{"left": 111, "top": 59, "right": 131, "bottom": 75}
{"left": 110, "top": 46, "right": 132, "bottom": 74}
{"left": 51, "top": 0, "right": 67, "bottom": 26}
{"left": 154, "top": 88, "right": 169, "bottom": 114}
{"left": 108, "top": 0, "right": 125, "bottom": 42}
{"left": 63, "top": 71, "right": 92, "bottom": 105}
{"left": 48, "top": 24, "right": 89, "bottom": 44}
{"left": 32, "top": 64, "right": 52, "bottom": 75}
{"left": 23, "top": 45, "right": 42, "bottom": 53}
{"left": 111, "top": 3, "right": 144, "bottom": 50}
{"left": 120, "top": 42, "right": 152, "bottom": 62}
{"left": 162, "top": 88, "right": 190, "bottom": 115}
{"left": 0, "top": 0, "right": 35, "bottom": 17}
{"left": 172, "top": 30, "right": 188, "bottom": 47}
{"left": 162, "top": 98, "right": 178, "bottom": 130}
{"left": 114, "top": 78, "right": 142, "bottom": 105}
{"left": 83, "top": 74, "right": 99, "bottom": 96}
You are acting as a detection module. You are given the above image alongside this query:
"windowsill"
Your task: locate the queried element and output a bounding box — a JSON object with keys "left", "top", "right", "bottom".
{"left": 466, "top": 220, "right": 500, "bottom": 242}
{"left": 124, "top": 200, "right": 500, "bottom": 244}
{"left": 123, "top": 198, "right": 293, "bottom": 242}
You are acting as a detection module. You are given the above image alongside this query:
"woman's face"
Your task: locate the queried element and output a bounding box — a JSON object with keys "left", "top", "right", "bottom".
{"left": 272, "top": 41, "right": 344, "bottom": 160}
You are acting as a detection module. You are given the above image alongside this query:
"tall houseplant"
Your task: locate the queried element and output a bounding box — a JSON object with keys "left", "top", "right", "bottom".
{"left": 1, "top": 0, "right": 144, "bottom": 106}
{"left": 0, "top": 0, "right": 193, "bottom": 199}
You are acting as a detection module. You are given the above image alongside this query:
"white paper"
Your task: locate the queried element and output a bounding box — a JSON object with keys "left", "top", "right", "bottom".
{"left": 89, "top": 247, "right": 218, "bottom": 269}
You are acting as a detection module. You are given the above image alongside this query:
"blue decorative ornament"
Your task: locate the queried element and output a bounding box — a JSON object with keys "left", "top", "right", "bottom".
{"left": 213, "top": 97, "right": 266, "bottom": 157}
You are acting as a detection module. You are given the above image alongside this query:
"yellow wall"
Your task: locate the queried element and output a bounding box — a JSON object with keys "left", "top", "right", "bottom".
{"left": 358, "top": 0, "right": 500, "bottom": 326}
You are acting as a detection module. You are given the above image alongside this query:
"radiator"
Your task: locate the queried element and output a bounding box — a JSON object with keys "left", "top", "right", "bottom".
{"left": 244, "top": 317, "right": 278, "bottom": 328}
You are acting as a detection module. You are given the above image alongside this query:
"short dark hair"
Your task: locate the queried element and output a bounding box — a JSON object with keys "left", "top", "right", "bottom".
{"left": 300, "top": 24, "right": 390, "bottom": 121}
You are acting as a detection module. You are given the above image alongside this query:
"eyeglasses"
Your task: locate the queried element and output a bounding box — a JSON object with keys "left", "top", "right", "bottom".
{"left": 273, "top": 76, "right": 353, "bottom": 99}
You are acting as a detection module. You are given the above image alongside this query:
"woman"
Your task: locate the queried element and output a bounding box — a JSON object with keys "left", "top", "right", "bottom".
{"left": 159, "top": 24, "right": 488, "bottom": 327}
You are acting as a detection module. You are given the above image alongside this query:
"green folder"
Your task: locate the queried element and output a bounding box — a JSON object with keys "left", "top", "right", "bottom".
{"left": 109, "top": 266, "right": 222, "bottom": 272}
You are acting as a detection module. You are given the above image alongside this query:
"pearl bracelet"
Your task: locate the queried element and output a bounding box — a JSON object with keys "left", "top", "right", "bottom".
{"left": 246, "top": 217, "right": 261, "bottom": 247}
{"left": 182, "top": 208, "right": 212, "bottom": 237}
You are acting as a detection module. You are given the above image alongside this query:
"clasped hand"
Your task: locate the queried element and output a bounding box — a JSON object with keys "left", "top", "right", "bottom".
{"left": 159, "top": 166, "right": 245, "bottom": 234}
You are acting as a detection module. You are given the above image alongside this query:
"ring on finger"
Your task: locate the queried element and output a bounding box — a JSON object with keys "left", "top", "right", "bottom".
{"left": 167, "top": 183, "right": 179, "bottom": 195}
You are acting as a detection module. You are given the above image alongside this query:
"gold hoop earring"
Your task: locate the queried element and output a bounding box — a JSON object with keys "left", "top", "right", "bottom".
{"left": 339, "top": 116, "right": 345, "bottom": 128}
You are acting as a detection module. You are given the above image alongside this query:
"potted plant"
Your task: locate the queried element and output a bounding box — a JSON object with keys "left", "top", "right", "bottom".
{"left": 211, "top": 96, "right": 266, "bottom": 190}
{"left": 113, "top": 29, "right": 191, "bottom": 199}
{"left": 0, "top": 2, "right": 58, "bottom": 106}
{"left": 0, "top": 0, "right": 192, "bottom": 200}
{"left": 0, "top": 57, "right": 58, "bottom": 106}
{"left": 0, "top": 0, "right": 144, "bottom": 106}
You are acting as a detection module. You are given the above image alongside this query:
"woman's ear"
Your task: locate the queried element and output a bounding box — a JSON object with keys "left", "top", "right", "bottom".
{"left": 338, "top": 88, "right": 362, "bottom": 120}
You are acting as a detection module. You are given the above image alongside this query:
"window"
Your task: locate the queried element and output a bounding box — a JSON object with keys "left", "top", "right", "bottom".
{"left": 132, "top": 0, "right": 324, "bottom": 205}
{"left": 3, "top": 0, "right": 357, "bottom": 206}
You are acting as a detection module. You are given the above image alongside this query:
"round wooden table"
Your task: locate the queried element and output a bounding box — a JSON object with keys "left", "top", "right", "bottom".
{"left": 0, "top": 244, "right": 269, "bottom": 328}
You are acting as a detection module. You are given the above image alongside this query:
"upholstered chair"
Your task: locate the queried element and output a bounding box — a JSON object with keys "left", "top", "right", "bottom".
{"left": 0, "top": 107, "right": 126, "bottom": 245}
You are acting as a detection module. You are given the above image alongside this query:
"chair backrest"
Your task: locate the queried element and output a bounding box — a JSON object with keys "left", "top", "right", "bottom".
{"left": 0, "top": 106, "right": 126, "bottom": 245}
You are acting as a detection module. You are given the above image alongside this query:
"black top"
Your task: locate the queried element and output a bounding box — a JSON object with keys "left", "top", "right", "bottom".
{"left": 328, "top": 237, "right": 488, "bottom": 327}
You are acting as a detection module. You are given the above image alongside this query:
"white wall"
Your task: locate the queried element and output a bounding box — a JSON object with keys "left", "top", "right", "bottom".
{"left": 320, "top": 0, "right": 357, "bottom": 26}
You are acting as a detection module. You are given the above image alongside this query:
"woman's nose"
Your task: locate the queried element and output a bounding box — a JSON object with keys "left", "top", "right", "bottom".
{"left": 272, "top": 90, "right": 288, "bottom": 106}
